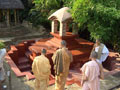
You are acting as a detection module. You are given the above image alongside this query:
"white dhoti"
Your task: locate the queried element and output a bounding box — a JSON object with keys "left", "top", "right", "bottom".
{"left": 95, "top": 45, "right": 109, "bottom": 64}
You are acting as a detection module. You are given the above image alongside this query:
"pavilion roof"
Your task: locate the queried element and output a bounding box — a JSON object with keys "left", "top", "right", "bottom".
{"left": 48, "top": 7, "right": 72, "bottom": 22}
{"left": 0, "top": 0, "right": 24, "bottom": 9}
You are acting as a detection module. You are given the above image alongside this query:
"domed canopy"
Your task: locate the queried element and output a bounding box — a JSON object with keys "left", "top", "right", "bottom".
{"left": 48, "top": 7, "right": 72, "bottom": 22}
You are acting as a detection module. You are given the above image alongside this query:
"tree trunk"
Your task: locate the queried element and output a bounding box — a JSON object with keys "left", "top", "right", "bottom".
{"left": 14, "top": 9, "right": 17, "bottom": 25}
{"left": 7, "top": 9, "right": 10, "bottom": 27}
{"left": 0, "top": 9, "right": 1, "bottom": 21}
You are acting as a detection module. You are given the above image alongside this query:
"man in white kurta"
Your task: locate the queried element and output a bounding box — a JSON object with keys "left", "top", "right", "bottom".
{"left": 91, "top": 39, "right": 109, "bottom": 64}
{"left": 32, "top": 49, "right": 51, "bottom": 90}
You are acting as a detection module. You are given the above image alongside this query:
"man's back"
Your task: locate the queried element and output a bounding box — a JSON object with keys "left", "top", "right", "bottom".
{"left": 32, "top": 55, "right": 51, "bottom": 80}
{"left": 61, "top": 47, "right": 72, "bottom": 73}
{"left": 52, "top": 47, "right": 72, "bottom": 75}
{"left": 52, "top": 47, "right": 73, "bottom": 90}
{"left": 81, "top": 60, "right": 100, "bottom": 90}
{"left": 82, "top": 61, "right": 100, "bottom": 81}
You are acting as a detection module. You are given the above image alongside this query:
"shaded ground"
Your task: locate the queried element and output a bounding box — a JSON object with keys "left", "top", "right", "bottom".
{"left": 0, "top": 25, "right": 30, "bottom": 38}
{"left": 0, "top": 24, "right": 51, "bottom": 47}
{"left": 2, "top": 61, "right": 120, "bottom": 90}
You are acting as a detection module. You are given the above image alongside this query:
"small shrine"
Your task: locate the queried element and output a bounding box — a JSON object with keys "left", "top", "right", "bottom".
{"left": 48, "top": 7, "right": 72, "bottom": 36}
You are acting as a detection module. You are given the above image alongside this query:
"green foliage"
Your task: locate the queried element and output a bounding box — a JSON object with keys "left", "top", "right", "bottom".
{"left": 28, "top": 0, "right": 60, "bottom": 28}
{"left": 28, "top": 0, "right": 75, "bottom": 28}
{"left": 0, "top": 42, "right": 5, "bottom": 49}
{"left": 19, "top": 0, "right": 33, "bottom": 22}
{"left": 29, "top": 9, "right": 51, "bottom": 28}
{"left": 72, "top": 0, "right": 120, "bottom": 51}
{"left": 72, "top": 0, "right": 93, "bottom": 26}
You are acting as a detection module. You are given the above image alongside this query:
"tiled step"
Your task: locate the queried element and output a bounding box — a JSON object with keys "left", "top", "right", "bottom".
{"left": 46, "top": 38, "right": 82, "bottom": 49}
{"left": 25, "top": 51, "right": 31, "bottom": 58}
{"left": 115, "top": 63, "right": 120, "bottom": 70}
{"left": 18, "top": 63, "right": 31, "bottom": 72}
{"left": 23, "top": 68, "right": 32, "bottom": 72}
{"left": 70, "top": 49, "right": 90, "bottom": 65}
{"left": 18, "top": 57, "right": 30, "bottom": 65}
{"left": 115, "top": 63, "right": 120, "bottom": 66}
{"left": 116, "top": 58, "right": 120, "bottom": 63}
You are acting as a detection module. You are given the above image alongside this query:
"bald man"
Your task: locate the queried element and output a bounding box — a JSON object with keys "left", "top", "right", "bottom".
{"left": 81, "top": 51, "right": 104, "bottom": 90}
{"left": 52, "top": 40, "right": 73, "bottom": 90}
{"left": 32, "top": 49, "right": 51, "bottom": 90}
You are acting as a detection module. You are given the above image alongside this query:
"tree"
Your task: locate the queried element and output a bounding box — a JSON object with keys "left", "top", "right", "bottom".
{"left": 28, "top": 0, "right": 75, "bottom": 28}
{"left": 71, "top": 0, "right": 120, "bottom": 51}
{"left": 19, "top": 0, "right": 33, "bottom": 22}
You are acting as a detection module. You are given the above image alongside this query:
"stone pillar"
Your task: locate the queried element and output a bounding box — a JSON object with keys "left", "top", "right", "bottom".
{"left": 3, "top": 10, "right": 5, "bottom": 21}
{"left": 72, "top": 23, "right": 78, "bottom": 35}
{"left": 66, "top": 22, "right": 69, "bottom": 32}
{"left": 59, "top": 22, "right": 66, "bottom": 36}
{"left": 0, "top": 9, "right": 1, "bottom": 21}
{"left": 51, "top": 20, "right": 58, "bottom": 33}
{"left": 7, "top": 9, "right": 10, "bottom": 27}
{"left": 17, "top": 10, "right": 19, "bottom": 23}
{"left": 14, "top": 9, "right": 17, "bottom": 25}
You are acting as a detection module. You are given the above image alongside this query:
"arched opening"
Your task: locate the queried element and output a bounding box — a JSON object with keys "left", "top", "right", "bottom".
{"left": 68, "top": 22, "right": 73, "bottom": 32}
{"left": 57, "top": 21, "right": 60, "bottom": 32}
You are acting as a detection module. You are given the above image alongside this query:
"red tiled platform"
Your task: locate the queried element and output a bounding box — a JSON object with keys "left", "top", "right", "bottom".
{"left": 5, "top": 32, "right": 120, "bottom": 86}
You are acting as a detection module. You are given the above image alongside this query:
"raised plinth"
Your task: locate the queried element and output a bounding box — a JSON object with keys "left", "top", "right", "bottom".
{"left": 28, "top": 32, "right": 94, "bottom": 67}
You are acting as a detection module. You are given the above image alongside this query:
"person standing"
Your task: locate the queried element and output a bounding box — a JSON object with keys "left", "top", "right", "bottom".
{"left": 91, "top": 39, "right": 109, "bottom": 64}
{"left": 0, "top": 42, "right": 6, "bottom": 89}
{"left": 32, "top": 49, "right": 51, "bottom": 90}
{"left": 91, "top": 39, "right": 109, "bottom": 78}
{"left": 52, "top": 40, "right": 73, "bottom": 90}
{"left": 81, "top": 51, "right": 103, "bottom": 90}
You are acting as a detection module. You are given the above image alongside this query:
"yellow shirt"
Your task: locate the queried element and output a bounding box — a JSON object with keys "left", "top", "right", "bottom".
{"left": 32, "top": 55, "right": 51, "bottom": 80}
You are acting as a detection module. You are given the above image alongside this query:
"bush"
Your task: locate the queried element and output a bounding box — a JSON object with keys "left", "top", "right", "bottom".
{"left": 0, "top": 42, "right": 5, "bottom": 49}
{"left": 71, "top": 0, "right": 120, "bottom": 51}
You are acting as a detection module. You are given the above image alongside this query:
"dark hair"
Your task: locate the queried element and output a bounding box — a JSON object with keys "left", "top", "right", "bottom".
{"left": 41, "top": 48, "right": 47, "bottom": 54}
{"left": 61, "top": 40, "right": 67, "bottom": 46}
{"left": 0, "top": 42, "right": 5, "bottom": 49}
{"left": 90, "top": 51, "right": 98, "bottom": 59}
{"left": 96, "top": 38, "right": 101, "bottom": 42}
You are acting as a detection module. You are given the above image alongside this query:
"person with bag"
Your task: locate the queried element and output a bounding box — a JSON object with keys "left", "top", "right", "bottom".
{"left": 91, "top": 39, "right": 109, "bottom": 64}
{"left": 52, "top": 40, "right": 73, "bottom": 90}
